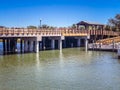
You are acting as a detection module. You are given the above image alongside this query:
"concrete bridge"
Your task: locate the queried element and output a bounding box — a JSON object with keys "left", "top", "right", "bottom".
{"left": 0, "top": 28, "right": 89, "bottom": 54}
{"left": 0, "top": 27, "right": 119, "bottom": 54}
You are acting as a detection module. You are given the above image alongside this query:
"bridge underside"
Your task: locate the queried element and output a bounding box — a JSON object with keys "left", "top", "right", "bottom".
{"left": 0, "top": 35, "right": 89, "bottom": 55}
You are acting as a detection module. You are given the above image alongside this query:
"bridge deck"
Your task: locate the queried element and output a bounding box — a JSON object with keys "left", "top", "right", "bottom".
{"left": 0, "top": 28, "right": 119, "bottom": 38}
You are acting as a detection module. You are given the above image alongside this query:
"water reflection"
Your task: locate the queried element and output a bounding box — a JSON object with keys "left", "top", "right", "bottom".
{"left": 35, "top": 53, "right": 40, "bottom": 70}
{"left": 59, "top": 50, "right": 64, "bottom": 68}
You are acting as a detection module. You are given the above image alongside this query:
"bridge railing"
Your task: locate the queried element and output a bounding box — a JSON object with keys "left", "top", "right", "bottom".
{"left": 61, "top": 29, "right": 88, "bottom": 36}
{"left": 0, "top": 28, "right": 119, "bottom": 36}
{"left": 88, "top": 30, "right": 119, "bottom": 36}
{"left": 0, "top": 28, "right": 62, "bottom": 36}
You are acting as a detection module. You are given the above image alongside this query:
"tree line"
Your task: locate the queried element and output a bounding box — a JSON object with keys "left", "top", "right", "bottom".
{"left": 27, "top": 24, "right": 57, "bottom": 29}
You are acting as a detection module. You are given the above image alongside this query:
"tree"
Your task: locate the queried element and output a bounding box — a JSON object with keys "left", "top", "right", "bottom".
{"left": 71, "top": 24, "right": 77, "bottom": 29}
{"left": 105, "top": 25, "right": 111, "bottom": 31}
{"left": 42, "top": 24, "right": 48, "bottom": 29}
{"left": 27, "top": 25, "right": 37, "bottom": 29}
{"left": 108, "top": 14, "right": 120, "bottom": 31}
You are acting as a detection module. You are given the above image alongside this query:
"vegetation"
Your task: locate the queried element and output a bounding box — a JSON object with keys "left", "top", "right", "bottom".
{"left": 71, "top": 24, "right": 77, "bottom": 29}
{"left": 40, "top": 24, "right": 56, "bottom": 29}
{"left": 108, "top": 14, "right": 120, "bottom": 31}
{"left": 27, "top": 25, "right": 37, "bottom": 29}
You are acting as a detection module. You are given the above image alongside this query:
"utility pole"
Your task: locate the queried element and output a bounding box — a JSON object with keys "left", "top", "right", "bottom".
{"left": 40, "top": 19, "right": 42, "bottom": 28}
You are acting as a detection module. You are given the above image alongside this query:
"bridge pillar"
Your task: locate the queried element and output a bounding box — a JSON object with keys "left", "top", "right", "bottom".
{"left": 77, "top": 38, "right": 81, "bottom": 47}
{"left": 43, "top": 38, "right": 46, "bottom": 50}
{"left": 28, "top": 41, "right": 30, "bottom": 52}
{"left": 30, "top": 41, "right": 33, "bottom": 52}
{"left": 51, "top": 39, "right": 55, "bottom": 49}
{"left": 85, "top": 38, "right": 88, "bottom": 51}
{"left": 24, "top": 40, "right": 28, "bottom": 52}
{"left": 58, "top": 39, "right": 62, "bottom": 50}
{"left": 35, "top": 40, "right": 39, "bottom": 53}
{"left": 6, "top": 39, "right": 10, "bottom": 53}
{"left": 39, "top": 42, "right": 42, "bottom": 51}
{"left": 20, "top": 39, "right": 23, "bottom": 53}
{"left": 3, "top": 39, "right": 7, "bottom": 54}
{"left": 10, "top": 39, "right": 13, "bottom": 53}
{"left": 9, "top": 39, "right": 17, "bottom": 53}
{"left": 14, "top": 39, "right": 17, "bottom": 52}
{"left": 63, "top": 40, "right": 66, "bottom": 48}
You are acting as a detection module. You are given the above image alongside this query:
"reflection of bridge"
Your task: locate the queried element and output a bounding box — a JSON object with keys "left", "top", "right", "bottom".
{"left": 0, "top": 28, "right": 119, "bottom": 54}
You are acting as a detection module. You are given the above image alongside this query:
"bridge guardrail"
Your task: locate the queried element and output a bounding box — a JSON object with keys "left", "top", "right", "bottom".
{"left": 0, "top": 28, "right": 119, "bottom": 37}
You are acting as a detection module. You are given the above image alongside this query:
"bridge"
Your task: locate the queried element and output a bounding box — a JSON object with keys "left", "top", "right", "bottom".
{"left": 0, "top": 27, "right": 119, "bottom": 54}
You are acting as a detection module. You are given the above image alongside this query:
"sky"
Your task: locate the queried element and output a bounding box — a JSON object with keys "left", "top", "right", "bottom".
{"left": 0, "top": 0, "right": 120, "bottom": 27}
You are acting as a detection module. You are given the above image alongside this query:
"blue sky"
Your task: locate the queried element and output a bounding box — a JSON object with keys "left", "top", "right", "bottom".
{"left": 0, "top": 0, "right": 120, "bottom": 27}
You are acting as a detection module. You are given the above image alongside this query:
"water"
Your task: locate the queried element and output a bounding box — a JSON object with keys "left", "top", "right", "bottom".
{"left": 0, "top": 44, "right": 120, "bottom": 90}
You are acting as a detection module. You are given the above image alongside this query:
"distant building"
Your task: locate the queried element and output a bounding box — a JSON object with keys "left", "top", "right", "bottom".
{"left": 76, "top": 21, "right": 105, "bottom": 30}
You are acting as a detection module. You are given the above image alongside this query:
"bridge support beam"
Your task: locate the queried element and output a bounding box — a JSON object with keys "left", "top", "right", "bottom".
{"left": 63, "top": 40, "right": 66, "bottom": 48}
{"left": 85, "top": 38, "right": 88, "bottom": 51}
{"left": 9, "top": 39, "right": 17, "bottom": 53}
{"left": 14, "top": 39, "right": 17, "bottom": 52}
{"left": 39, "top": 42, "right": 42, "bottom": 51}
{"left": 77, "top": 38, "right": 81, "bottom": 47}
{"left": 51, "top": 39, "right": 55, "bottom": 49}
{"left": 35, "top": 40, "right": 39, "bottom": 53}
{"left": 20, "top": 39, "right": 23, "bottom": 53}
{"left": 3, "top": 39, "right": 6, "bottom": 54}
{"left": 24, "top": 40, "right": 28, "bottom": 52}
{"left": 58, "top": 39, "right": 62, "bottom": 50}
{"left": 30, "top": 41, "right": 33, "bottom": 52}
{"left": 6, "top": 39, "right": 10, "bottom": 53}
{"left": 28, "top": 41, "right": 30, "bottom": 52}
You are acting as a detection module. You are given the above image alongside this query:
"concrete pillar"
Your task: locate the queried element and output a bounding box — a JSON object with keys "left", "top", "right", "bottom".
{"left": 28, "top": 41, "right": 30, "bottom": 52}
{"left": 51, "top": 39, "right": 55, "bottom": 49}
{"left": 3, "top": 39, "right": 6, "bottom": 53}
{"left": 6, "top": 39, "right": 10, "bottom": 53}
{"left": 63, "top": 40, "right": 66, "bottom": 48}
{"left": 10, "top": 39, "right": 13, "bottom": 53}
{"left": 58, "top": 39, "right": 62, "bottom": 50}
{"left": 35, "top": 40, "right": 39, "bottom": 53}
{"left": 85, "top": 38, "right": 88, "bottom": 51}
{"left": 20, "top": 39, "right": 23, "bottom": 53}
{"left": 33, "top": 41, "right": 35, "bottom": 52}
{"left": 43, "top": 38, "right": 46, "bottom": 50}
{"left": 24, "top": 40, "right": 28, "bottom": 52}
{"left": 9, "top": 39, "right": 17, "bottom": 53}
{"left": 14, "top": 39, "right": 17, "bottom": 52}
{"left": 30, "top": 41, "right": 33, "bottom": 52}
{"left": 39, "top": 42, "right": 42, "bottom": 50}
{"left": 77, "top": 38, "right": 81, "bottom": 47}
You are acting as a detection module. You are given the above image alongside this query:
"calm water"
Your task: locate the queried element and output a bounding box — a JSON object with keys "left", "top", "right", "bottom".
{"left": 0, "top": 45, "right": 120, "bottom": 90}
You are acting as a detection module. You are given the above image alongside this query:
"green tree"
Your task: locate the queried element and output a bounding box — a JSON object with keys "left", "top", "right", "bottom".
{"left": 108, "top": 14, "right": 120, "bottom": 31}
{"left": 71, "top": 24, "right": 77, "bottom": 29}
{"left": 27, "top": 25, "right": 37, "bottom": 29}
{"left": 105, "top": 25, "right": 111, "bottom": 31}
{"left": 41, "top": 24, "right": 49, "bottom": 29}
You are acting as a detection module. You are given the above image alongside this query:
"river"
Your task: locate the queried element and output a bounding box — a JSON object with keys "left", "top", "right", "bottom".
{"left": 0, "top": 43, "right": 120, "bottom": 90}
